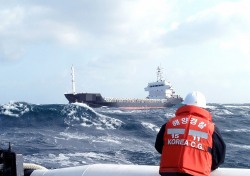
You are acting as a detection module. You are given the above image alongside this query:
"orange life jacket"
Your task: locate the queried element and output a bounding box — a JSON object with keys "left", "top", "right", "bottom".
{"left": 160, "top": 105, "right": 214, "bottom": 176}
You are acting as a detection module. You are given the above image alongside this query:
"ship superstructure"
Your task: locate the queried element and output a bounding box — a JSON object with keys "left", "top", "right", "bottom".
{"left": 64, "top": 66, "right": 182, "bottom": 109}
{"left": 144, "top": 66, "right": 177, "bottom": 99}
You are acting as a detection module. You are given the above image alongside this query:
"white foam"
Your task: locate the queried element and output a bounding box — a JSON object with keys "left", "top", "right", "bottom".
{"left": 77, "top": 116, "right": 123, "bottom": 130}
{"left": 98, "top": 109, "right": 125, "bottom": 114}
{"left": 224, "top": 129, "right": 250, "bottom": 133}
{"left": 222, "top": 109, "right": 233, "bottom": 115}
{"left": 214, "top": 109, "right": 233, "bottom": 116}
{"left": 164, "top": 112, "right": 174, "bottom": 118}
{"left": 1, "top": 101, "right": 29, "bottom": 117}
{"left": 229, "top": 143, "right": 250, "bottom": 150}
{"left": 72, "top": 102, "right": 103, "bottom": 117}
{"left": 24, "top": 153, "right": 79, "bottom": 168}
{"left": 98, "top": 114, "right": 123, "bottom": 129}
{"left": 224, "top": 105, "right": 250, "bottom": 109}
{"left": 92, "top": 136, "right": 122, "bottom": 144}
{"left": 69, "top": 152, "right": 110, "bottom": 161}
{"left": 64, "top": 103, "right": 124, "bottom": 130}
{"left": 206, "top": 105, "right": 217, "bottom": 110}
{"left": 141, "top": 122, "right": 160, "bottom": 132}
{"left": 47, "top": 153, "right": 79, "bottom": 167}
{"left": 31, "top": 151, "right": 132, "bottom": 167}
{"left": 72, "top": 102, "right": 92, "bottom": 109}
{"left": 57, "top": 132, "right": 123, "bottom": 145}
{"left": 57, "top": 132, "right": 91, "bottom": 140}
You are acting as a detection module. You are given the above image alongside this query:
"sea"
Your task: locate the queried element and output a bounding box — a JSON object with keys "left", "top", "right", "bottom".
{"left": 0, "top": 102, "right": 249, "bottom": 169}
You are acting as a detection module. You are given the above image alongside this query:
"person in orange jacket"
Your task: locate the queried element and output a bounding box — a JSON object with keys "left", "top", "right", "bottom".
{"left": 155, "top": 91, "right": 226, "bottom": 176}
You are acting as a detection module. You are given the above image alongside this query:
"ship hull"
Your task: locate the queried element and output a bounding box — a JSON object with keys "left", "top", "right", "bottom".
{"left": 64, "top": 93, "right": 182, "bottom": 109}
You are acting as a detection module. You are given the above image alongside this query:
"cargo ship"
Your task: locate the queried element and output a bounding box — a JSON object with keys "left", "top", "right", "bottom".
{"left": 64, "top": 66, "right": 182, "bottom": 109}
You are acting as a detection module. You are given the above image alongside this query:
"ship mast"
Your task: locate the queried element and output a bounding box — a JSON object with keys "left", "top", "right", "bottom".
{"left": 71, "top": 65, "right": 76, "bottom": 94}
{"left": 156, "top": 66, "right": 163, "bottom": 82}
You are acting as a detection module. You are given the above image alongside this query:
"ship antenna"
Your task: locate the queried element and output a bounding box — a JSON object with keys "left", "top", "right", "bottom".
{"left": 157, "top": 66, "right": 163, "bottom": 82}
{"left": 71, "top": 65, "right": 76, "bottom": 94}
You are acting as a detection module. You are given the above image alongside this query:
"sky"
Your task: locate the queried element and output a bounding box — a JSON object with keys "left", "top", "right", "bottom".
{"left": 0, "top": 0, "right": 250, "bottom": 104}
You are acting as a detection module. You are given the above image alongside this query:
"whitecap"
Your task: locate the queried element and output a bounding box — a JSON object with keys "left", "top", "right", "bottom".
{"left": 92, "top": 135, "right": 122, "bottom": 144}
{"left": 206, "top": 105, "right": 217, "bottom": 110}
{"left": 141, "top": 122, "right": 160, "bottom": 132}
{"left": 224, "top": 129, "right": 250, "bottom": 133}
{"left": 63, "top": 103, "right": 124, "bottom": 130}
{"left": 224, "top": 105, "right": 250, "bottom": 109}
{"left": 57, "top": 132, "right": 91, "bottom": 140}
{"left": 229, "top": 143, "right": 250, "bottom": 150}
{"left": 164, "top": 112, "right": 174, "bottom": 118}
{"left": 0, "top": 101, "right": 29, "bottom": 117}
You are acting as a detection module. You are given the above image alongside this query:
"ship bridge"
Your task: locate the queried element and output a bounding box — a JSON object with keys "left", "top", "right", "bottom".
{"left": 144, "top": 67, "right": 176, "bottom": 99}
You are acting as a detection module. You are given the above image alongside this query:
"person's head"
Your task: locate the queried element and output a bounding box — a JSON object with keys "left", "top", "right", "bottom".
{"left": 182, "top": 91, "right": 206, "bottom": 108}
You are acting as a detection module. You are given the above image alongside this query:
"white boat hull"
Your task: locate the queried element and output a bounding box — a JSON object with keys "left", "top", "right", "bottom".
{"left": 30, "top": 164, "right": 250, "bottom": 176}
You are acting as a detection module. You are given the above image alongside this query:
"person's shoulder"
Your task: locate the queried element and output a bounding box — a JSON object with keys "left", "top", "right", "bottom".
{"left": 160, "top": 123, "right": 167, "bottom": 129}
{"left": 213, "top": 125, "right": 222, "bottom": 133}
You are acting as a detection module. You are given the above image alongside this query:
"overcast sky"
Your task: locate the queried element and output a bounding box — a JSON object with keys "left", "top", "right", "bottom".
{"left": 0, "top": 0, "right": 250, "bottom": 104}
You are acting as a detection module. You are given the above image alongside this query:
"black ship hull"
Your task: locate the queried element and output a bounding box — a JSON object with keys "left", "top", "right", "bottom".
{"left": 64, "top": 93, "right": 183, "bottom": 109}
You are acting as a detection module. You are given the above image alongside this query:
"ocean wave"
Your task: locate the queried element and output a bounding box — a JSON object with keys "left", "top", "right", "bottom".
{"left": 2, "top": 102, "right": 250, "bottom": 169}
{"left": 67, "top": 151, "right": 132, "bottom": 165}
{"left": 141, "top": 122, "right": 160, "bottom": 132}
{"left": 58, "top": 132, "right": 124, "bottom": 145}
{"left": 0, "top": 101, "right": 30, "bottom": 117}
{"left": 164, "top": 112, "right": 175, "bottom": 119}
{"left": 229, "top": 143, "right": 250, "bottom": 150}
{"left": 92, "top": 136, "right": 122, "bottom": 144}
{"left": 62, "top": 103, "right": 124, "bottom": 130}
{"left": 224, "top": 104, "right": 250, "bottom": 109}
{"left": 224, "top": 129, "right": 250, "bottom": 133}
{"left": 0, "top": 102, "right": 123, "bottom": 130}
{"left": 57, "top": 132, "right": 91, "bottom": 140}
{"left": 25, "top": 151, "right": 132, "bottom": 168}
{"left": 214, "top": 109, "right": 234, "bottom": 115}
{"left": 206, "top": 105, "right": 217, "bottom": 110}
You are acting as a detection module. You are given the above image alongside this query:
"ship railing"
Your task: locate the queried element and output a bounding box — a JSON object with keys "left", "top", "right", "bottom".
{"left": 103, "top": 97, "right": 170, "bottom": 103}
{"left": 171, "top": 95, "right": 182, "bottom": 98}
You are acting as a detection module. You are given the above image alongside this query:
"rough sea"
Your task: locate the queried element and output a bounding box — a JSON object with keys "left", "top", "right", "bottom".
{"left": 0, "top": 102, "right": 249, "bottom": 169}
